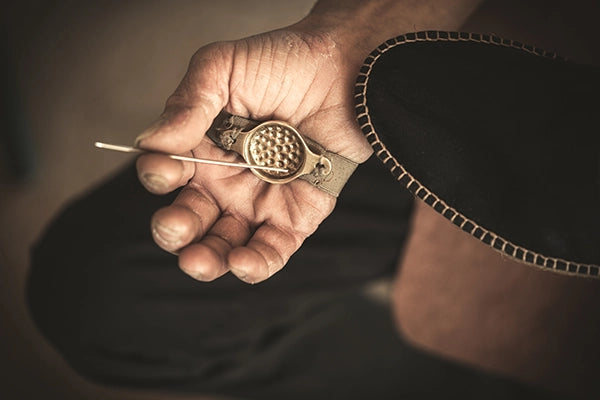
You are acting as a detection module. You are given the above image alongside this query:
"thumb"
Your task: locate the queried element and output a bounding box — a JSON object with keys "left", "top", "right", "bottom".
{"left": 135, "top": 43, "right": 233, "bottom": 154}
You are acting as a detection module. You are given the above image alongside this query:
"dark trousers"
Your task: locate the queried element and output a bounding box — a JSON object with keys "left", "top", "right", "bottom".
{"left": 27, "top": 157, "right": 561, "bottom": 399}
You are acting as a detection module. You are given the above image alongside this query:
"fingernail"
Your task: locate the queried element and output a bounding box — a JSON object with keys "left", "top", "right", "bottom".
{"left": 152, "top": 221, "right": 183, "bottom": 246}
{"left": 141, "top": 173, "right": 169, "bottom": 192}
{"left": 179, "top": 263, "right": 207, "bottom": 282}
{"left": 230, "top": 268, "right": 254, "bottom": 284}
{"left": 134, "top": 119, "right": 163, "bottom": 146}
{"left": 192, "top": 272, "right": 207, "bottom": 282}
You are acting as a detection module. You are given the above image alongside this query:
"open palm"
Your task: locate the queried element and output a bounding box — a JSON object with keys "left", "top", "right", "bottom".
{"left": 136, "top": 28, "right": 372, "bottom": 283}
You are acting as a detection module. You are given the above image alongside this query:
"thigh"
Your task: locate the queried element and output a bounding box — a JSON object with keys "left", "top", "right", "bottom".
{"left": 27, "top": 156, "right": 413, "bottom": 389}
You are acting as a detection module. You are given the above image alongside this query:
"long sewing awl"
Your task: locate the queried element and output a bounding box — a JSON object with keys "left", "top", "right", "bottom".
{"left": 94, "top": 142, "right": 288, "bottom": 173}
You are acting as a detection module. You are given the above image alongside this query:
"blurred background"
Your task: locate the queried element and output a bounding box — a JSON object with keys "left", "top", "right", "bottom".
{"left": 0, "top": 1, "right": 313, "bottom": 398}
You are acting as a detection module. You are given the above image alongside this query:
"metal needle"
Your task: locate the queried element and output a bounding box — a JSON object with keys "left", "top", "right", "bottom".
{"left": 94, "top": 142, "right": 288, "bottom": 173}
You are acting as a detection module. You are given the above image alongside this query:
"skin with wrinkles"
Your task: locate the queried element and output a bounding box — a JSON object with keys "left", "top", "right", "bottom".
{"left": 136, "top": 32, "right": 362, "bottom": 284}
{"left": 135, "top": 0, "right": 481, "bottom": 283}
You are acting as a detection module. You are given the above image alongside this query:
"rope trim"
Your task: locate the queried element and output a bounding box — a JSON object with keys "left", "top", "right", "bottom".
{"left": 354, "top": 30, "right": 599, "bottom": 279}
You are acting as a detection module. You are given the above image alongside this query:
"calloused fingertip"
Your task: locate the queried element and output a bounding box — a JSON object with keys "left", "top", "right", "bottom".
{"left": 136, "top": 153, "right": 192, "bottom": 194}
{"left": 139, "top": 172, "right": 170, "bottom": 194}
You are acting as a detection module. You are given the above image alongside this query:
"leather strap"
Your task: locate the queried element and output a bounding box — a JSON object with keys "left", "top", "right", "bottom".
{"left": 300, "top": 137, "right": 358, "bottom": 197}
{"left": 206, "top": 110, "right": 358, "bottom": 197}
{"left": 206, "top": 111, "right": 260, "bottom": 150}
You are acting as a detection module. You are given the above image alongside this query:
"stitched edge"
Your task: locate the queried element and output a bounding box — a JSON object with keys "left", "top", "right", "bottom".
{"left": 354, "top": 30, "right": 598, "bottom": 279}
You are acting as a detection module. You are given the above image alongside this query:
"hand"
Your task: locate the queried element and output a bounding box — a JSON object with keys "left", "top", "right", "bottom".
{"left": 135, "top": 27, "right": 372, "bottom": 284}
{"left": 134, "top": 0, "right": 483, "bottom": 284}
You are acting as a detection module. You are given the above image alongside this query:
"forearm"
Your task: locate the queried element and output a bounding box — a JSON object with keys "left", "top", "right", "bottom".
{"left": 294, "top": 0, "right": 483, "bottom": 69}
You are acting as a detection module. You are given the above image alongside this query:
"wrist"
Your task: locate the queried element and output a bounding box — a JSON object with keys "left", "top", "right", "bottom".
{"left": 293, "top": 0, "right": 482, "bottom": 70}
{"left": 291, "top": 4, "right": 390, "bottom": 73}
